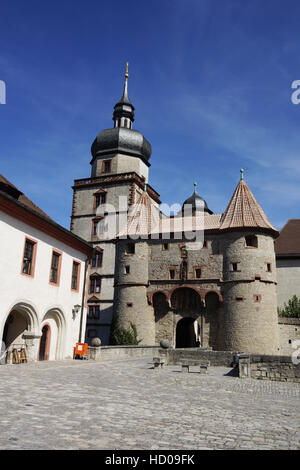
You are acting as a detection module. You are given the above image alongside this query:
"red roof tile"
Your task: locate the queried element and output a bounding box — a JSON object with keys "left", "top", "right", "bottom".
{"left": 219, "top": 178, "right": 278, "bottom": 235}
{"left": 274, "top": 219, "right": 300, "bottom": 255}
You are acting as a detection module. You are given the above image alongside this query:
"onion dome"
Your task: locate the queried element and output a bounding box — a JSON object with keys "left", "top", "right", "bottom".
{"left": 182, "top": 182, "right": 213, "bottom": 215}
{"left": 91, "top": 63, "right": 152, "bottom": 165}
{"left": 219, "top": 169, "right": 278, "bottom": 236}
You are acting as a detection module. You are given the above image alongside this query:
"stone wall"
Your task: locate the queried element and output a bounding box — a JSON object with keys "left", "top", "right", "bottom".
{"left": 278, "top": 317, "right": 300, "bottom": 355}
{"left": 160, "top": 347, "right": 237, "bottom": 367}
{"left": 88, "top": 345, "right": 160, "bottom": 361}
{"left": 239, "top": 354, "right": 300, "bottom": 383}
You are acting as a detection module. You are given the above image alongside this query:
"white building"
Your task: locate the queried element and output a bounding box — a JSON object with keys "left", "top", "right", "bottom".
{"left": 275, "top": 219, "right": 300, "bottom": 308}
{"left": 0, "top": 174, "right": 93, "bottom": 363}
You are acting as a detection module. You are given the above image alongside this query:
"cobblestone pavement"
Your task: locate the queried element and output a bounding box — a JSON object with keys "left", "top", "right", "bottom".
{"left": 0, "top": 357, "right": 299, "bottom": 450}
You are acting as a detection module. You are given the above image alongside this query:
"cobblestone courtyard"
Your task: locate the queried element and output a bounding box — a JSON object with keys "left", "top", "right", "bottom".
{"left": 0, "top": 357, "right": 299, "bottom": 450}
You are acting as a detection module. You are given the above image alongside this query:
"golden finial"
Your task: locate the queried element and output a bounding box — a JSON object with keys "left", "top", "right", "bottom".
{"left": 125, "top": 62, "right": 129, "bottom": 79}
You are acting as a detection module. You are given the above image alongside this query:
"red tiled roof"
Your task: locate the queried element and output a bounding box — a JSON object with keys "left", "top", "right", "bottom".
{"left": 219, "top": 178, "right": 278, "bottom": 234}
{"left": 274, "top": 219, "right": 300, "bottom": 255}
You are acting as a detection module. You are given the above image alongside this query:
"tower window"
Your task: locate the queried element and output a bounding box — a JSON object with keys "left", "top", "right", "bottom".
{"left": 92, "top": 218, "right": 104, "bottom": 237}
{"left": 102, "top": 160, "right": 111, "bottom": 173}
{"left": 90, "top": 276, "right": 101, "bottom": 294}
{"left": 88, "top": 305, "right": 100, "bottom": 319}
{"left": 254, "top": 295, "right": 262, "bottom": 302}
{"left": 162, "top": 243, "right": 169, "bottom": 251}
{"left": 245, "top": 235, "right": 258, "bottom": 248}
{"left": 125, "top": 265, "right": 130, "bottom": 274}
{"left": 169, "top": 269, "right": 176, "bottom": 280}
{"left": 231, "top": 262, "right": 240, "bottom": 272}
{"left": 195, "top": 268, "right": 201, "bottom": 279}
{"left": 91, "top": 250, "right": 103, "bottom": 268}
{"left": 235, "top": 296, "right": 244, "bottom": 301}
{"left": 266, "top": 263, "right": 272, "bottom": 272}
{"left": 126, "top": 243, "right": 135, "bottom": 254}
{"left": 95, "top": 192, "right": 106, "bottom": 208}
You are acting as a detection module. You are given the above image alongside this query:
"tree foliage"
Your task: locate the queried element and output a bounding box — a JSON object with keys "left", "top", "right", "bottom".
{"left": 278, "top": 295, "right": 300, "bottom": 318}
{"left": 109, "top": 316, "right": 141, "bottom": 345}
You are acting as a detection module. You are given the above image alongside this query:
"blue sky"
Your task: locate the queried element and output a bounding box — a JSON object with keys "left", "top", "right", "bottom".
{"left": 0, "top": 0, "right": 300, "bottom": 230}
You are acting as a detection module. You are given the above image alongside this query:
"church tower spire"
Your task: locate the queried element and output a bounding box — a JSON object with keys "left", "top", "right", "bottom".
{"left": 113, "top": 62, "right": 135, "bottom": 129}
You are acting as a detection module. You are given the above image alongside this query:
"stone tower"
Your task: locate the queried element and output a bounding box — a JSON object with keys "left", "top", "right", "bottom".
{"left": 112, "top": 190, "right": 156, "bottom": 345}
{"left": 219, "top": 172, "right": 280, "bottom": 354}
{"left": 70, "top": 64, "right": 160, "bottom": 344}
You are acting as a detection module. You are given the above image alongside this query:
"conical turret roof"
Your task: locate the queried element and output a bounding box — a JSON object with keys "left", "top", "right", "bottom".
{"left": 219, "top": 172, "right": 278, "bottom": 236}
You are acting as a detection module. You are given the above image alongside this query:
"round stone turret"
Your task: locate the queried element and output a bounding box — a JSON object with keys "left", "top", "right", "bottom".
{"left": 113, "top": 239, "right": 155, "bottom": 345}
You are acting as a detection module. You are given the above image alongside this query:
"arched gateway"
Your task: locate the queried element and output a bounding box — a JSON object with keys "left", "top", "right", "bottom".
{"left": 171, "top": 288, "right": 202, "bottom": 348}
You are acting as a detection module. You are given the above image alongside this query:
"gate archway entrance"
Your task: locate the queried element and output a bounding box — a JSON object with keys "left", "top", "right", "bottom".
{"left": 171, "top": 288, "right": 202, "bottom": 348}
{"left": 176, "top": 317, "right": 199, "bottom": 348}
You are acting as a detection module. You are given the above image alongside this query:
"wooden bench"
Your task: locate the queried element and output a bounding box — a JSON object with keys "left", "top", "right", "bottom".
{"left": 153, "top": 357, "right": 165, "bottom": 369}
{"left": 180, "top": 360, "right": 210, "bottom": 374}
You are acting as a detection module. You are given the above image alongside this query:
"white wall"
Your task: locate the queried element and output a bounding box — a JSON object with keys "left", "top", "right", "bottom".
{"left": 0, "top": 209, "right": 89, "bottom": 361}
{"left": 276, "top": 258, "right": 300, "bottom": 308}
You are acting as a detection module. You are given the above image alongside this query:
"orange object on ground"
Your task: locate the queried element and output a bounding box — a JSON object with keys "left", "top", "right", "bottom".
{"left": 74, "top": 343, "right": 88, "bottom": 356}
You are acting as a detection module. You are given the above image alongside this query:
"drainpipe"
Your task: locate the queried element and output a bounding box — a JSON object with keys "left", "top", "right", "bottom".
{"left": 78, "top": 257, "right": 89, "bottom": 343}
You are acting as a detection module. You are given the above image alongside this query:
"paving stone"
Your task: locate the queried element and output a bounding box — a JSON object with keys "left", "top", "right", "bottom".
{"left": 0, "top": 358, "right": 299, "bottom": 450}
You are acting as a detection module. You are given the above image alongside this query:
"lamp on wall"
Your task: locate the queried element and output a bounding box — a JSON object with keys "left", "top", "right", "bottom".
{"left": 72, "top": 304, "right": 81, "bottom": 320}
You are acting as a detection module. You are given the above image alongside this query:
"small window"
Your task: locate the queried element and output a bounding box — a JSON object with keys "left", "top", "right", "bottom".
{"left": 267, "top": 263, "right": 272, "bottom": 272}
{"left": 195, "top": 268, "right": 201, "bottom": 279}
{"left": 92, "top": 218, "right": 104, "bottom": 237}
{"left": 169, "top": 269, "right": 175, "bottom": 280}
{"left": 88, "top": 305, "right": 100, "bottom": 319}
{"left": 125, "top": 265, "right": 130, "bottom": 274}
{"left": 91, "top": 250, "right": 103, "bottom": 268}
{"left": 162, "top": 243, "right": 169, "bottom": 251}
{"left": 102, "top": 160, "right": 111, "bottom": 173}
{"left": 49, "top": 251, "right": 61, "bottom": 285}
{"left": 95, "top": 192, "right": 106, "bottom": 208}
{"left": 236, "top": 296, "right": 244, "bottom": 301}
{"left": 90, "top": 276, "right": 101, "bottom": 293}
{"left": 22, "top": 238, "right": 36, "bottom": 276}
{"left": 71, "top": 261, "right": 80, "bottom": 291}
{"left": 254, "top": 294, "right": 261, "bottom": 302}
{"left": 126, "top": 243, "right": 135, "bottom": 254}
{"left": 245, "top": 235, "right": 258, "bottom": 248}
{"left": 202, "top": 240, "right": 208, "bottom": 248}
{"left": 127, "top": 302, "right": 133, "bottom": 307}
{"left": 231, "top": 263, "right": 239, "bottom": 272}
{"left": 92, "top": 220, "right": 99, "bottom": 236}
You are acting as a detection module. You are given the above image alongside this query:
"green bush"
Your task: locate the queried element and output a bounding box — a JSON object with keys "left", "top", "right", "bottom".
{"left": 278, "top": 295, "right": 300, "bottom": 318}
{"left": 109, "top": 316, "right": 141, "bottom": 345}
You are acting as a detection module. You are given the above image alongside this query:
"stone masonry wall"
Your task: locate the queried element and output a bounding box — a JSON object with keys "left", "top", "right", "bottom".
{"left": 239, "top": 354, "right": 300, "bottom": 383}
{"left": 278, "top": 317, "right": 300, "bottom": 355}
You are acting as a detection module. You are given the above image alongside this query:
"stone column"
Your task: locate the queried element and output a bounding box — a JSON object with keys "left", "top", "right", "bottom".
{"left": 23, "top": 332, "right": 41, "bottom": 362}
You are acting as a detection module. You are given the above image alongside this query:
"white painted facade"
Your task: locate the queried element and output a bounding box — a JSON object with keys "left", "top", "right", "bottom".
{"left": 276, "top": 258, "right": 300, "bottom": 308}
{"left": 0, "top": 209, "right": 90, "bottom": 362}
